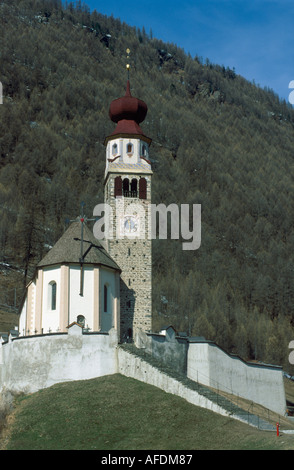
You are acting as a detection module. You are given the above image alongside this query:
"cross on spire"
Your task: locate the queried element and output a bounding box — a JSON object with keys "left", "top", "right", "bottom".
{"left": 67, "top": 202, "right": 95, "bottom": 296}
{"left": 126, "top": 48, "right": 131, "bottom": 80}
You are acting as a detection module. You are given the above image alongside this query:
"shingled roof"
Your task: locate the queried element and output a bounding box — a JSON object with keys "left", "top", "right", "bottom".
{"left": 37, "top": 221, "right": 120, "bottom": 271}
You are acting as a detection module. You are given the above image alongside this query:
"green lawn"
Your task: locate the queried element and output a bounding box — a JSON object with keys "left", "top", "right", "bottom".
{"left": 1, "top": 374, "right": 293, "bottom": 450}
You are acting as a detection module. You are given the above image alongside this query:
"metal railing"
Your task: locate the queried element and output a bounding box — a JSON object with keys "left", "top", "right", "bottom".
{"left": 188, "top": 362, "right": 288, "bottom": 430}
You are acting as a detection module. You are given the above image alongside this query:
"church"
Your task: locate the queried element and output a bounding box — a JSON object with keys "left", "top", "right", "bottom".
{"left": 1, "top": 79, "right": 286, "bottom": 419}
{"left": 18, "top": 79, "right": 153, "bottom": 344}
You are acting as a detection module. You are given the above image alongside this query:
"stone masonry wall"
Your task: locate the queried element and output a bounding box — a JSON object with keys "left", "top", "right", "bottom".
{"left": 105, "top": 173, "right": 152, "bottom": 341}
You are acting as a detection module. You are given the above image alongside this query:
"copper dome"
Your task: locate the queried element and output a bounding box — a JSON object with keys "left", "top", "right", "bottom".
{"left": 109, "top": 80, "right": 148, "bottom": 124}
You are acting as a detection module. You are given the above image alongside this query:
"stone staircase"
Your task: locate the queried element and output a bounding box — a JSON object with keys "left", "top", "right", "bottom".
{"left": 120, "top": 343, "right": 276, "bottom": 431}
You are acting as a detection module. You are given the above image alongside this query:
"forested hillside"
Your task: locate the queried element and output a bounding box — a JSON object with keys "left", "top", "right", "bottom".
{"left": 1, "top": 0, "right": 294, "bottom": 370}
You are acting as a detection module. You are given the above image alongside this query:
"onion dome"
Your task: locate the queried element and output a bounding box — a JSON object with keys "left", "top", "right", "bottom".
{"left": 106, "top": 81, "right": 150, "bottom": 141}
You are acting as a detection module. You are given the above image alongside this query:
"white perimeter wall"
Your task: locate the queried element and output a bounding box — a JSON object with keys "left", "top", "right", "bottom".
{"left": 187, "top": 342, "right": 286, "bottom": 416}
{"left": 0, "top": 326, "right": 118, "bottom": 395}
{"left": 0, "top": 332, "right": 286, "bottom": 419}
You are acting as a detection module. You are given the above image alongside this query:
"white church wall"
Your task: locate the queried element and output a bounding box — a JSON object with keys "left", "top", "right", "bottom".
{"left": 123, "top": 138, "right": 139, "bottom": 164}
{"left": 68, "top": 266, "right": 94, "bottom": 330}
{"left": 20, "top": 280, "right": 37, "bottom": 335}
{"left": 19, "top": 298, "right": 27, "bottom": 336}
{"left": 100, "top": 268, "right": 116, "bottom": 332}
{"left": 187, "top": 341, "right": 286, "bottom": 416}
{"left": 107, "top": 138, "right": 141, "bottom": 166}
{"left": 29, "top": 282, "right": 36, "bottom": 334}
{"left": 0, "top": 326, "right": 118, "bottom": 395}
{"left": 42, "top": 266, "right": 61, "bottom": 333}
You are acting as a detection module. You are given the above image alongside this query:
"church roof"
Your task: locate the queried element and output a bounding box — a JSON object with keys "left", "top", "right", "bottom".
{"left": 37, "top": 221, "right": 120, "bottom": 272}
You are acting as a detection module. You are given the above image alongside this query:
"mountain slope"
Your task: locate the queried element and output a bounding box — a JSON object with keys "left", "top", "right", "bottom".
{"left": 0, "top": 0, "right": 294, "bottom": 369}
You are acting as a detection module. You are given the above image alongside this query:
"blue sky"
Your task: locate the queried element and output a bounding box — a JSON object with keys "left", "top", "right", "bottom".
{"left": 84, "top": 0, "right": 293, "bottom": 103}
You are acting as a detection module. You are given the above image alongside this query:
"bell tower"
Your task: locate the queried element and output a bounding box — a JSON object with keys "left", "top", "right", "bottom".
{"left": 104, "top": 79, "right": 152, "bottom": 342}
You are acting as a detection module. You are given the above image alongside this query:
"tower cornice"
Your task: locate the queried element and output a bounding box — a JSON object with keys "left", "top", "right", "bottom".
{"left": 104, "top": 132, "right": 152, "bottom": 147}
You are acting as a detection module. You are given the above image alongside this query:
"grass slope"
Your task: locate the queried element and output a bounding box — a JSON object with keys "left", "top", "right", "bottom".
{"left": 1, "top": 374, "right": 293, "bottom": 450}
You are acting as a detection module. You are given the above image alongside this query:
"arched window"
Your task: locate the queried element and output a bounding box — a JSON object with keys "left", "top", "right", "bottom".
{"left": 104, "top": 284, "right": 108, "bottom": 313}
{"left": 48, "top": 281, "right": 57, "bottom": 310}
{"left": 130, "top": 178, "right": 137, "bottom": 197}
{"left": 126, "top": 143, "right": 133, "bottom": 154}
{"left": 123, "top": 178, "right": 130, "bottom": 197}
{"left": 77, "top": 315, "right": 85, "bottom": 327}
{"left": 142, "top": 144, "right": 147, "bottom": 157}
{"left": 112, "top": 143, "right": 118, "bottom": 156}
{"left": 121, "top": 178, "right": 138, "bottom": 198}
{"left": 139, "top": 177, "right": 147, "bottom": 199}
